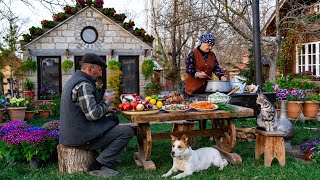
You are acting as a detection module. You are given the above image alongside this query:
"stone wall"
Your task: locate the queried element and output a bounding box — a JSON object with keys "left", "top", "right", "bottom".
{"left": 24, "top": 7, "right": 153, "bottom": 96}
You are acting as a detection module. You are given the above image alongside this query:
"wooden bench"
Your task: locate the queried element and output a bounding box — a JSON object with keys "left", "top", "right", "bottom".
{"left": 255, "top": 130, "right": 286, "bottom": 167}
{"left": 171, "top": 121, "right": 196, "bottom": 146}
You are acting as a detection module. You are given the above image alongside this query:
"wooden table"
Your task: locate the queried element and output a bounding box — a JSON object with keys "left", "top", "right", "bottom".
{"left": 123, "top": 105, "right": 254, "bottom": 170}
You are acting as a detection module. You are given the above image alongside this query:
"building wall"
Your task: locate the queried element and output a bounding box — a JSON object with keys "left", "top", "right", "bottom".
{"left": 23, "top": 7, "right": 153, "bottom": 96}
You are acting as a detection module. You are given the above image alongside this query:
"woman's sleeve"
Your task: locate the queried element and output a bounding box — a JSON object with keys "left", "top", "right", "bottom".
{"left": 186, "top": 51, "right": 197, "bottom": 78}
{"left": 213, "top": 57, "right": 224, "bottom": 79}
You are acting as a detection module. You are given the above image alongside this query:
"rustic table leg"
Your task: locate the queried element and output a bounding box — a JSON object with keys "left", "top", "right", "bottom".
{"left": 212, "top": 119, "right": 242, "bottom": 164}
{"left": 134, "top": 123, "right": 156, "bottom": 170}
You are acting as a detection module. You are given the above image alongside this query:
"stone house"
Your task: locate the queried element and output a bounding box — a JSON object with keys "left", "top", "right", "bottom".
{"left": 22, "top": 6, "right": 153, "bottom": 99}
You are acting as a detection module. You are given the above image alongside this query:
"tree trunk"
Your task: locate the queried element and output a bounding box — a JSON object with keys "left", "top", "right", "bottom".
{"left": 57, "top": 144, "right": 97, "bottom": 173}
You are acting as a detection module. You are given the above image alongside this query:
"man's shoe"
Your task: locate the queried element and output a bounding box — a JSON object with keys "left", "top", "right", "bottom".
{"left": 88, "top": 166, "right": 119, "bottom": 178}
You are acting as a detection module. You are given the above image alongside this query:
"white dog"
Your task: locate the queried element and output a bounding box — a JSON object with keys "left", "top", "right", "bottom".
{"left": 162, "top": 134, "right": 228, "bottom": 179}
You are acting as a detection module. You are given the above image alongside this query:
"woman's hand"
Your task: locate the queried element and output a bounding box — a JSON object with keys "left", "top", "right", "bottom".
{"left": 220, "top": 76, "right": 227, "bottom": 81}
{"left": 196, "top": 71, "right": 209, "bottom": 79}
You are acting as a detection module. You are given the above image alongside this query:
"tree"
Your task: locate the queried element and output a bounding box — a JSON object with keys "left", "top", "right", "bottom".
{"left": 151, "top": 0, "right": 221, "bottom": 90}
{"left": 0, "top": 17, "right": 22, "bottom": 96}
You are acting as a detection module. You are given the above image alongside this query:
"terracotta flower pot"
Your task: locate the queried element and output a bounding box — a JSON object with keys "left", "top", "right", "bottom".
{"left": 39, "top": 110, "right": 50, "bottom": 119}
{"left": 25, "top": 111, "right": 36, "bottom": 120}
{"left": 287, "top": 101, "right": 303, "bottom": 119}
{"left": 0, "top": 108, "right": 5, "bottom": 123}
{"left": 8, "top": 107, "right": 27, "bottom": 121}
{"left": 305, "top": 151, "right": 314, "bottom": 161}
{"left": 303, "top": 101, "right": 319, "bottom": 118}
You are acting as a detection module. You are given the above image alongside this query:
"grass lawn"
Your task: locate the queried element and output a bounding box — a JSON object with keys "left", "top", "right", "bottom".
{"left": 0, "top": 115, "right": 320, "bottom": 179}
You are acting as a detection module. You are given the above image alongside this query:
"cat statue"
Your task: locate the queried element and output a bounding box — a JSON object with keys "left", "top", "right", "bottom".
{"left": 256, "top": 93, "right": 278, "bottom": 131}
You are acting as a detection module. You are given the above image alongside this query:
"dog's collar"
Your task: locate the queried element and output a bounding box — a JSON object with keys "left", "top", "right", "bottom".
{"left": 175, "top": 147, "right": 192, "bottom": 160}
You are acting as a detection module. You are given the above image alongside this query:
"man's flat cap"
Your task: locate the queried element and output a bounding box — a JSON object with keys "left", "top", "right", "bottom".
{"left": 81, "top": 53, "right": 107, "bottom": 68}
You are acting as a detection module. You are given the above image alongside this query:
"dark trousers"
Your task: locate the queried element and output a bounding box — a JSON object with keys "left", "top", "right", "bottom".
{"left": 82, "top": 125, "right": 134, "bottom": 166}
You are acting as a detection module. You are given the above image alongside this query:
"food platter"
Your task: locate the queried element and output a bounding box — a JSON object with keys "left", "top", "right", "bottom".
{"left": 193, "top": 105, "right": 219, "bottom": 111}
{"left": 122, "top": 110, "right": 160, "bottom": 115}
{"left": 190, "top": 101, "right": 219, "bottom": 111}
{"left": 162, "top": 104, "right": 191, "bottom": 113}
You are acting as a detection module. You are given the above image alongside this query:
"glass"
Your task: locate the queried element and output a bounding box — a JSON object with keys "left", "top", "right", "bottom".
{"left": 104, "top": 89, "right": 114, "bottom": 96}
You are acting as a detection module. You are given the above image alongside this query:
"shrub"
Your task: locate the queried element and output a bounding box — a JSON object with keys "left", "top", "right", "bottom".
{"left": 23, "top": 78, "right": 35, "bottom": 91}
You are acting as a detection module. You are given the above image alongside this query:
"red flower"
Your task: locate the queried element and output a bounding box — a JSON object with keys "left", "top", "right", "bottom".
{"left": 141, "top": 30, "right": 145, "bottom": 35}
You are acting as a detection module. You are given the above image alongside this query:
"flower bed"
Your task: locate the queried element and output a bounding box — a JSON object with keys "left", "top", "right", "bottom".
{"left": 0, "top": 120, "right": 59, "bottom": 163}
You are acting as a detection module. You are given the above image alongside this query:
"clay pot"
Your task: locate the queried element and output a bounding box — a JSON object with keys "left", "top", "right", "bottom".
{"left": 305, "top": 151, "right": 314, "bottom": 161}
{"left": 25, "top": 111, "right": 36, "bottom": 120}
{"left": 303, "top": 101, "right": 319, "bottom": 118}
{"left": 287, "top": 101, "right": 303, "bottom": 119}
{"left": 39, "top": 110, "right": 50, "bottom": 119}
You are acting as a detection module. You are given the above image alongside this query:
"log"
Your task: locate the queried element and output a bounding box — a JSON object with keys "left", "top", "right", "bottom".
{"left": 57, "top": 144, "right": 97, "bottom": 173}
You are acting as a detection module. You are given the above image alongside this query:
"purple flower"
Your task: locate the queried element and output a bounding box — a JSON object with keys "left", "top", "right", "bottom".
{"left": 42, "top": 120, "right": 60, "bottom": 130}
{"left": 300, "top": 138, "right": 320, "bottom": 154}
{"left": 21, "top": 129, "right": 50, "bottom": 146}
{"left": 26, "top": 126, "right": 46, "bottom": 132}
{"left": 2, "top": 128, "right": 27, "bottom": 145}
{"left": 48, "top": 130, "right": 59, "bottom": 139}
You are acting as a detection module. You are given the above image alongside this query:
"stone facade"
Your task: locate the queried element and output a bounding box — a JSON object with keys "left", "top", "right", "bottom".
{"left": 23, "top": 6, "right": 153, "bottom": 96}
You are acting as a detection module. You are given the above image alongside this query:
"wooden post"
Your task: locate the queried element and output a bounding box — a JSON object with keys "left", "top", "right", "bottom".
{"left": 57, "top": 144, "right": 97, "bottom": 173}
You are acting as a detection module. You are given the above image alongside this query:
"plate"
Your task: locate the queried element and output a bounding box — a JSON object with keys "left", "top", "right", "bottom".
{"left": 190, "top": 101, "right": 219, "bottom": 111}
{"left": 122, "top": 110, "right": 160, "bottom": 115}
{"left": 162, "top": 104, "right": 191, "bottom": 113}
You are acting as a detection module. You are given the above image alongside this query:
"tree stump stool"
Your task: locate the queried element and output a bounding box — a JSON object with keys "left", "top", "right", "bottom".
{"left": 255, "top": 130, "right": 286, "bottom": 167}
{"left": 57, "top": 144, "right": 97, "bottom": 173}
{"left": 172, "top": 121, "right": 196, "bottom": 146}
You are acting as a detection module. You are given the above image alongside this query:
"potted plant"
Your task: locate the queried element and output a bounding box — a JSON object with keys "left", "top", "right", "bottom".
{"left": 22, "top": 34, "right": 32, "bottom": 43}
{"left": 38, "top": 103, "right": 50, "bottom": 119}
{"left": 103, "top": 7, "right": 116, "bottom": 16}
{"left": 303, "top": 92, "right": 320, "bottom": 118}
{"left": 39, "top": 86, "right": 56, "bottom": 100}
{"left": 0, "top": 121, "right": 30, "bottom": 163}
{"left": 144, "top": 81, "right": 161, "bottom": 96}
{"left": 64, "top": 5, "right": 78, "bottom": 15}
{"left": 52, "top": 12, "right": 67, "bottom": 22}
{"left": 113, "top": 13, "right": 126, "bottom": 22}
{"left": 300, "top": 137, "right": 320, "bottom": 161}
{"left": 7, "top": 97, "right": 27, "bottom": 121}
{"left": 0, "top": 120, "right": 59, "bottom": 167}
{"left": 123, "top": 20, "right": 135, "bottom": 30}
{"left": 0, "top": 96, "right": 9, "bottom": 123}
{"left": 25, "top": 100, "right": 37, "bottom": 120}
{"left": 93, "top": 0, "right": 104, "bottom": 8}
{"left": 61, "top": 59, "right": 74, "bottom": 73}
{"left": 41, "top": 20, "right": 55, "bottom": 30}
{"left": 21, "top": 129, "right": 58, "bottom": 168}
{"left": 23, "top": 78, "right": 36, "bottom": 100}
{"left": 286, "top": 89, "right": 306, "bottom": 119}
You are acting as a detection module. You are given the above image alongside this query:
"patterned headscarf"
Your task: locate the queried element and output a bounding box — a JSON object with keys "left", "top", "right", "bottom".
{"left": 199, "top": 33, "right": 215, "bottom": 45}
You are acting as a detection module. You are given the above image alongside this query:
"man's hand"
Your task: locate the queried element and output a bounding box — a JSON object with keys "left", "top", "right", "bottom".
{"left": 106, "top": 107, "right": 118, "bottom": 114}
{"left": 103, "top": 91, "right": 115, "bottom": 102}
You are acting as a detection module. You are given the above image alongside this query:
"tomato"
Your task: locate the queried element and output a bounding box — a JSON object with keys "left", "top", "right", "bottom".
{"left": 123, "top": 102, "right": 132, "bottom": 111}
{"left": 118, "top": 104, "right": 124, "bottom": 110}
{"left": 130, "top": 101, "right": 138, "bottom": 110}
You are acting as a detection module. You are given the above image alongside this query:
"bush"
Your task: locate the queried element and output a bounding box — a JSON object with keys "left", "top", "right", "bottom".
{"left": 23, "top": 78, "right": 35, "bottom": 91}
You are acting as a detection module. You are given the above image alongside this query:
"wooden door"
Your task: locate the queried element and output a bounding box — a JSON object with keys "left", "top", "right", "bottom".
{"left": 119, "top": 56, "right": 139, "bottom": 94}
{"left": 75, "top": 56, "right": 107, "bottom": 90}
